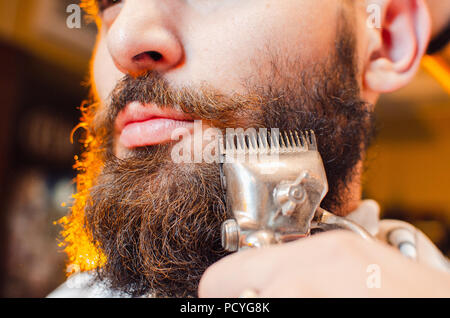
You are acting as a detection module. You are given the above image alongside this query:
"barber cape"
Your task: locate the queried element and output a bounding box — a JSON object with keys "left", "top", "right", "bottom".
{"left": 47, "top": 200, "right": 450, "bottom": 298}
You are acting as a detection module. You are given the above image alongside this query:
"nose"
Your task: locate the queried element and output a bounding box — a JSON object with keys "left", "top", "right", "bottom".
{"left": 106, "top": 4, "right": 184, "bottom": 76}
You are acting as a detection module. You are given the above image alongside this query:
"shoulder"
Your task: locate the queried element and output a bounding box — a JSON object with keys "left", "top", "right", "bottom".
{"left": 46, "top": 272, "right": 131, "bottom": 298}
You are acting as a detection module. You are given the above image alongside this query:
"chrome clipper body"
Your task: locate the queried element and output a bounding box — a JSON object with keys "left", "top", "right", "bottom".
{"left": 219, "top": 129, "right": 372, "bottom": 252}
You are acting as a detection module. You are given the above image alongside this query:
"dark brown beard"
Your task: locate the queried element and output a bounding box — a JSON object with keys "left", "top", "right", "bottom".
{"left": 83, "top": 17, "right": 375, "bottom": 297}
{"left": 85, "top": 145, "right": 228, "bottom": 297}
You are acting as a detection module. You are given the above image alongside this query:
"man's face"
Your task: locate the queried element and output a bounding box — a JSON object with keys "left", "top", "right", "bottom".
{"left": 93, "top": 0, "right": 365, "bottom": 122}
{"left": 78, "top": 0, "right": 374, "bottom": 297}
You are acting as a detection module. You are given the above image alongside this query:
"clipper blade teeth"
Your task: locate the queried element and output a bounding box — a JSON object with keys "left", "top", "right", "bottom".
{"left": 304, "top": 129, "right": 318, "bottom": 151}
{"left": 220, "top": 129, "right": 318, "bottom": 156}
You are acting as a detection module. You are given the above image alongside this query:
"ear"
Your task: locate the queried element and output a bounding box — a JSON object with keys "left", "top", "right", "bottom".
{"left": 364, "top": 0, "right": 431, "bottom": 93}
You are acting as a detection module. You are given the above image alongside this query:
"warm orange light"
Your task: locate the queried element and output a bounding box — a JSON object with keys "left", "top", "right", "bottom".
{"left": 80, "top": 0, "right": 99, "bottom": 22}
{"left": 58, "top": 99, "right": 107, "bottom": 275}
{"left": 421, "top": 55, "right": 450, "bottom": 95}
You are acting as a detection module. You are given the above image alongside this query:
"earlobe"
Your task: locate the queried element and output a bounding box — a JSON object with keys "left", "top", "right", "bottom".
{"left": 364, "top": 0, "right": 431, "bottom": 93}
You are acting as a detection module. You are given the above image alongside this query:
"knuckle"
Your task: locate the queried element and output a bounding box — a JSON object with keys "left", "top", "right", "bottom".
{"left": 319, "top": 230, "right": 361, "bottom": 252}
{"left": 334, "top": 230, "right": 358, "bottom": 243}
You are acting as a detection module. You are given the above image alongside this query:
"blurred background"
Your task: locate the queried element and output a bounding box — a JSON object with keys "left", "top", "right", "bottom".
{"left": 0, "top": 0, "right": 448, "bottom": 297}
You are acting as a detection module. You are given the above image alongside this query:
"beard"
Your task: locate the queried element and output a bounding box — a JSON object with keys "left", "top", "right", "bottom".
{"left": 86, "top": 146, "right": 227, "bottom": 297}
{"left": 83, "top": 19, "right": 375, "bottom": 298}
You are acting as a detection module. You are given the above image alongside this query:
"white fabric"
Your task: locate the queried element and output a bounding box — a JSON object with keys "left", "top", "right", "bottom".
{"left": 47, "top": 272, "right": 130, "bottom": 298}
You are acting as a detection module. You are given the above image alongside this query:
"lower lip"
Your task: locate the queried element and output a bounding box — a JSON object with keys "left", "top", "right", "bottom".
{"left": 119, "top": 118, "right": 195, "bottom": 148}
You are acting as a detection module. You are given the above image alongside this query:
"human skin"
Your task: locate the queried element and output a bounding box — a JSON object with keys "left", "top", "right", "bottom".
{"left": 199, "top": 231, "right": 450, "bottom": 297}
{"left": 426, "top": 0, "right": 450, "bottom": 38}
{"left": 89, "top": 0, "right": 450, "bottom": 297}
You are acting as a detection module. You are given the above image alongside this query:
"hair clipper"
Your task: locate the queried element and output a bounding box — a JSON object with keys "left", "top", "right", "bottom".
{"left": 219, "top": 129, "right": 372, "bottom": 252}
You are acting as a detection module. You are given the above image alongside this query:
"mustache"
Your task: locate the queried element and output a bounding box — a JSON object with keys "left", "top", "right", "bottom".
{"left": 104, "top": 71, "right": 265, "bottom": 133}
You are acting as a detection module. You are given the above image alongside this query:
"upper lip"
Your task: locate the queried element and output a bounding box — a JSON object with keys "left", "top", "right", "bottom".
{"left": 115, "top": 102, "right": 194, "bottom": 134}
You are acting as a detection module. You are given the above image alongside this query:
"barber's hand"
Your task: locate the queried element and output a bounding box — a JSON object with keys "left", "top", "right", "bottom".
{"left": 199, "top": 231, "right": 450, "bottom": 297}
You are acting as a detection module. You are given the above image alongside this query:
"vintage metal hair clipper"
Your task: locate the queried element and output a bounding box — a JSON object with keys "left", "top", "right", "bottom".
{"left": 219, "top": 129, "right": 372, "bottom": 252}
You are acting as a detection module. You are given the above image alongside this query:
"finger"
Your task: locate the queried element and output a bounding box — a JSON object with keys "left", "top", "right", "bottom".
{"left": 198, "top": 247, "right": 274, "bottom": 297}
{"left": 198, "top": 238, "right": 315, "bottom": 298}
{"left": 198, "top": 231, "right": 364, "bottom": 298}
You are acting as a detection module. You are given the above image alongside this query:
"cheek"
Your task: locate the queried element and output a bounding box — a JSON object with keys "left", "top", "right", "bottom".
{"left": 167, "top": 0, "right": 338, "bottom": 94}
{"left": 91, "top": 0, "right": 339, "bottom": 98}
{"left": 92, "top": 32, "right": 124, "bottom": 103}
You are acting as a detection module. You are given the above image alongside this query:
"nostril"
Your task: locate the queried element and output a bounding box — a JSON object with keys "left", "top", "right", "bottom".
{"left": 147, "top": 51, "right": 163, "bottom": 61}
{"left": 133, "top": 51, "right": 163, "bottom": 62}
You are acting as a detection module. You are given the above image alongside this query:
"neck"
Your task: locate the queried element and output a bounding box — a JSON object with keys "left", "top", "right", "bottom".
{"left": 334, "top": 160, "right": 364, "bottom": 217}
